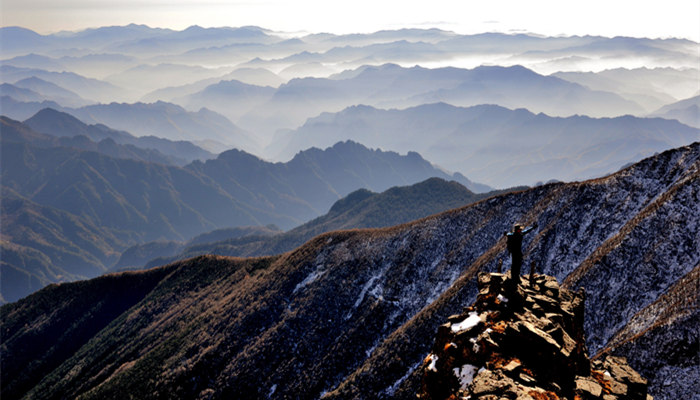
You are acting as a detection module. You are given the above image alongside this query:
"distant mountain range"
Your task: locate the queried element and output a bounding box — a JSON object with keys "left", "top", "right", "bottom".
{"left": 114, "top": 177, "right": 521, "bottom": 271}
{"left": 3, "top": 62, "right": 653, "bottom": 147}
{"left": 103, "top": 63, "right": 234, "bottom": 97}
{"left": 0, "top": 94, "right": 257, "bottom": 152}
{"left": 2, "top": 26, "right": 697, "bottom": 126}
{"left": 12, "top": 77, "right": 92, "bottom": 107}
{"left": 2, "top": 26, "right": 697, "bottom": 157}
{"left": 230, "top": 64, "right": 647, "bottom": 139}
{"left": 274, "top": 102, "right": 699, "bottom": 188}
{"left": 0, "top": 114, "right": 489, "bottom": 302}
{"left": 1, "top": 78, "right": 92, "bottom": 109}
{"left": 2, "top": 143, "right": 696, "bottom": 399}
{"left": 553, "top": 67, "right": 698, "bottom": 112}
{"left": 0, "top": 64, "right": 129, "bottom": 103}
{"left": 4, "top": 26, "right": 695, "bottom": 70}
{"left": 0, "top": 25, "right": 277, "bottom": 58}
{"left": 23, "top": 108, "right": 214, "bottom": 165}
{"left": 69, "top": 101, "right": 257, "bottom": 151}
{"left": 650, "top": 95, "right": 700, "bottom": 128}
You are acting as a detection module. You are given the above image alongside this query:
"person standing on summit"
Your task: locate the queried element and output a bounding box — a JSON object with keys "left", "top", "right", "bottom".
{"left": 505, "top": 222, "right": 537, "bottom": 282}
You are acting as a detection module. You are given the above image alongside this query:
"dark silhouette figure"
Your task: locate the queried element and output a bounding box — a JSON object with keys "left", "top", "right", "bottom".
{"left": 505, "top": 222, "right": 537, "bottom": 282}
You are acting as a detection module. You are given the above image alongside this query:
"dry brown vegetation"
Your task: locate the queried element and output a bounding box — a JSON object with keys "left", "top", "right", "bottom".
{"left": 1, "top": 143, "right": 697, "bottom": 399}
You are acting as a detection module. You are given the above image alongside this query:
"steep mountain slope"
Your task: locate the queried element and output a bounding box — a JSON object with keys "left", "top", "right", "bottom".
{"left": 0, "top": 192, "right": 127, "bottom": 303}
{"left": 276, "top": 102, "right": 699, "bottom": 188}
{"left": 0, "top": 121, "right": 255, "bottom": 239}
{"left": 0, "top": 130, "right": 288, "bottom": 239}
{"left": 2, "top": 143, "right": 696, "bottom": 399}
{"left": 118, "top": 178, "right": 514, "bottom": 270}
{"left": 1, "top": 121, "right": 488, "bottom": 302}
{"left": 596, "top": 265, "right": 699, "bottom": 399}
{"left": 0, "top": 119, "right": 286, "bottom": 302}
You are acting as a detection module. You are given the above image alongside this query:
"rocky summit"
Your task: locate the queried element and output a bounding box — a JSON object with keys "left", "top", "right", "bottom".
{"left": 419, "top": 272, "right": 651, "bottom": 400}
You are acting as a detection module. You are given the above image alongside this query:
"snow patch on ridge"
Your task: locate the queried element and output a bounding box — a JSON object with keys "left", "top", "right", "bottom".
{"left": 451, "top": 312, "right": 481, "bottom": 333}
{"left": 453, "top": 364, "right": 479, "bottom": 388}
{"left": 293, "top": 264, "right": 327, "bottom": 294}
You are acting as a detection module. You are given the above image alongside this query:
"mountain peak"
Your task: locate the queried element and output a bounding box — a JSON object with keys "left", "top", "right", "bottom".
{"left": 419, "top": 273, "right": 651, "bottom": 400}
{"left": 26, "top": 107, "right": 80, "bottom": 122}
{"left": 328, "top": 188, "right": 375, "bottom": 214}
{"left": 24, "top": 108, "right": 92, "bottom": 137}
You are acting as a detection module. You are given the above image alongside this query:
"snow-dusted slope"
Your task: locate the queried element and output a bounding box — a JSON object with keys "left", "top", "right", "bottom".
{"left": 2, "top": 143, "right": 697, "bottom": 400}
{"left": 324, "top": 142, "right": 699, "bottom": 399}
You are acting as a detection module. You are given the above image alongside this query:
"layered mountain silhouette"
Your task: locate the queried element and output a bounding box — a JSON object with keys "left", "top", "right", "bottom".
{"left": 553, "top": 67, "right": 698, "bottom": 113}
{"left": 2, "top": 115, "right": 180, "bottom": 166}
{"left": 12, "top": 77, "right": 92, "bottom": 107}
{"left": 3, "top": 26, "right": 696, "bottom": 124}
{"left": 24, "top": 108, "right": 214, "bottom": 165}
{"left": 275, "top": 102, "right": 699, "bottom": 188}
{"left": 66, "top": 101, "right": 257, "bottom": 152}
{"left": 173, "top": 79, "right": 277, "bottom": 124}
{"left": 231, "top": 64, "right": 645, "bottom": 139}
{"left": 2, "top": 143, "right": 696, "bottom": 399}
{"left": 0, "top": 25, "right": 276, "bottom": 59}
{"left": 4, "top": 27, "right": 694, "bottom": 71}
{"left": 650, "top": 95, "right": 700, "bottom": 129}
{"left": 140, "top": 67, "right": 284, "bottom": 104}
{"left": 0, "top": 83, "right": 48, "bottom": 103}
{"left": 103, "top": 63, "right": 235, "bottom": 96}
{"left": 0, "top": 65, "right": 127, "bottom": 103}
{"left": 1, "top": 116, "right": 487, "bottom": 302}
{"left": 0, "top": 95, "right": 65, "bottom": 121}
{"left": 0, "top": 96, "right": 258, "bottom": 153}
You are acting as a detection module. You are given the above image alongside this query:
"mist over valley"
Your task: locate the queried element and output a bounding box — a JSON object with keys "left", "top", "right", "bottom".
{"left": 1, "top": 21, "right": 699, "bottom": 400}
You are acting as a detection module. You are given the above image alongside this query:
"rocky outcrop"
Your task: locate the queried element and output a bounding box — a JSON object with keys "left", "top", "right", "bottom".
{"left": 419, "top": 273, "right": 652, "bottom": 400}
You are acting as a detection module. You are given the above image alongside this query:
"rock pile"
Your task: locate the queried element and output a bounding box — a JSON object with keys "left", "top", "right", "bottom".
{"left": 418, "top": 273, "right": 651, "bottom": 400}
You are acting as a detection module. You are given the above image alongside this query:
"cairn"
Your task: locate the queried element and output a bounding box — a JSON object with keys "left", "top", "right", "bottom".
{"left": 418, "top": 273, "right": 651, "bottom": 400}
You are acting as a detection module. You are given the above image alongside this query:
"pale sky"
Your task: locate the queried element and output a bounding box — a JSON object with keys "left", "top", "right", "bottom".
{"left": 1, "top": 0, "right": 699, "bottom": 41}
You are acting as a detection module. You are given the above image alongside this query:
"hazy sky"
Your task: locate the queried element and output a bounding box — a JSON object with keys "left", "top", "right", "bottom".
{"left": 2, "top": 0, "right": 699, "bottom": 41}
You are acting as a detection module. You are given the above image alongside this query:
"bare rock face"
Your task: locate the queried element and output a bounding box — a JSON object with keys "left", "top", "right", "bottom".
{"left": 418, "top": 272, "right": 652, "bottom": 400}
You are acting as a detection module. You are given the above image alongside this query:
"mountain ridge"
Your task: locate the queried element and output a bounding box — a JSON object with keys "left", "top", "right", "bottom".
{"left": 23, "top": 108, "right": 214, "bottom": 164}
{"left": 1, "top": 142, "right": 696, "bottom": 399}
